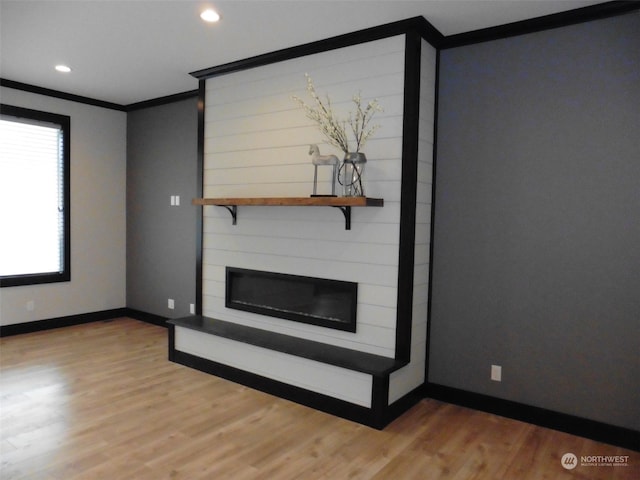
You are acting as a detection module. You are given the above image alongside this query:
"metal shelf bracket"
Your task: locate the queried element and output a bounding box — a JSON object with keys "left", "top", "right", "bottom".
{"left": 333, "top": 206, "right": 352, "bottom": 230}
{"left": 221, "top": 205, "right": 237, "bottom": 225}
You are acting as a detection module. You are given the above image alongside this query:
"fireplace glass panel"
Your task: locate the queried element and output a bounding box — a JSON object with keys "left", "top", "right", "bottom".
{"left": 226, "top": 267, "right": 357, "bottom": 332}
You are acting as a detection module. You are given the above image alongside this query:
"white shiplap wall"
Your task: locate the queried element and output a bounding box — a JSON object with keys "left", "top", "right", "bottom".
{"left": 202, "top": 36, "right": 405, "bottom": 358}
{"left": 389, "top": 39, "right": 436, "bottom": 403}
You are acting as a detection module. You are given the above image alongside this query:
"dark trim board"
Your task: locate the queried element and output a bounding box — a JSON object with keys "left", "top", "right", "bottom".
{"left": 195, "top": 79, "right": 206, "bottom": 316}
{"left": 441, "top": 0, "right": 640, "bottom": 49}
{"left": 0, "top": 79, "right": 197, "bottom": 113}
{"left": 125, "top": 308, "right": 169, "bottom": 327}
{"left": 125, "top": 90, "right": 199, "bottom": 111}
{"left": 190, "top": 16, "right": 443, "bottom": 80}
{"left": 386, "top": 384, "right": 424, "bottom": 424}
{"left": 426, "top": 383, "right": 640, "bottom": 452}
{"left": 0, "top": 78, "right": 127, "bottom": 111}
{"left": 0, "top": 308, "right": 168, "bottom": 337}
{"left": 394, "top": 30, "right": 422, "bottom": 363}
{"left": 0, "top": 308, "right": 128, "bottom": 337}
{"left": 423, "top": 46, "right": 441, "bottom": 403}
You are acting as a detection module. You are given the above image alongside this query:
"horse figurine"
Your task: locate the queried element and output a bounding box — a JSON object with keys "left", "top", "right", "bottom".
{"left": 309, "top": 144, "right": 339, "bottom": 196}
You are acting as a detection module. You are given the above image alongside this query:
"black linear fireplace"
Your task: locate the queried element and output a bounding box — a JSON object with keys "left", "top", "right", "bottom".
{"left": 225, "top": 267, "right": 357, "bottom": 332}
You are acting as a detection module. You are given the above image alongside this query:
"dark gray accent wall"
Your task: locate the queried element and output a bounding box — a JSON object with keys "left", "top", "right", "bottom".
{"left": 127, "top": 98, "right": 198, "bottom": 318}
{"left": 430, "top": 12, "right": 639, "bottom": 430}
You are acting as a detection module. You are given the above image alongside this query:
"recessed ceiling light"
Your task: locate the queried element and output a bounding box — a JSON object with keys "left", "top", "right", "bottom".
{"left": 55, "top": 65, "right": 72, "bottom": 73}
{"left": 200, "top": 8, "right": 220, "bottom": 23}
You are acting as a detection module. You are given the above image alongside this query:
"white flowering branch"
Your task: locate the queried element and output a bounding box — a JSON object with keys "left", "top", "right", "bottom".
{"left": 292, "top": 74, "right": 383, "bottom": 154}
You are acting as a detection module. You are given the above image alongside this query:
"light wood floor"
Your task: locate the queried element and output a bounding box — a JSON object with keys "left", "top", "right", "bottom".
{"left": 1, "top": 318, "right": 637, "bottom": 479}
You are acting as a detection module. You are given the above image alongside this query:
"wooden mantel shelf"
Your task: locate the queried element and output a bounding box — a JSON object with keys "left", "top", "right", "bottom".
{"left": 193, "top": 196, "right": 383, "bottom": 207}
{"left": 192, "top": 196, "right": 384, "bottom": 230}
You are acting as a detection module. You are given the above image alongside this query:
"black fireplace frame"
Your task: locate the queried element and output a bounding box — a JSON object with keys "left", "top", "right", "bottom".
{"left": 225, "top": 267, "right": 358, "bottom": 332}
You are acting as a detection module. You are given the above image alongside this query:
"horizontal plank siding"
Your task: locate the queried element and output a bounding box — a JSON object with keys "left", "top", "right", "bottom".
{"left": 202, "top": 35, "right": 406, "bottom": 364}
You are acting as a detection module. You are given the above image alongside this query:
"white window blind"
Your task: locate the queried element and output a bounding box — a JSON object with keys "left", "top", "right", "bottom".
{"left": 0, "top": 114, "right": 65, "bottom": 279}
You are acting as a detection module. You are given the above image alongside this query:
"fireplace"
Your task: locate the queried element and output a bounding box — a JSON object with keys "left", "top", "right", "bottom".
{"left": 225, "top": 267, "right": 357, "bottom": 332}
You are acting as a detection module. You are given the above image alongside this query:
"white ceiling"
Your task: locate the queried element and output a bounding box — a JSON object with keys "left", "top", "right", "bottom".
{"left": 0, "top": 0, "right": 606, "bottom": 106}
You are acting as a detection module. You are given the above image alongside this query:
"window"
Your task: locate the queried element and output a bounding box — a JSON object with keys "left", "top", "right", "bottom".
{"left": 0, "top": 105, "right": 70, "bottom": 287}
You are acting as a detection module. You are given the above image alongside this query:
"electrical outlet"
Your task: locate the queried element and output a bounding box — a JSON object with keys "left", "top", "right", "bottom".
{"left": 168, "top": 299, "right": 175, "bottom": 310}
{"left": 189, "top": 303, "right": 195, "bottom": 314}
{"left": 491, "top": 365, "right": 502, "bottom": 382}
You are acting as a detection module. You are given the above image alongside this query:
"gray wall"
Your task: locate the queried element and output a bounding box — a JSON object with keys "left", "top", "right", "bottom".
{"left": 430, "top": 12, "right": 639, "bottom": 430}
{"left": 127, "top": 97, "right": 198, "bottom": 318}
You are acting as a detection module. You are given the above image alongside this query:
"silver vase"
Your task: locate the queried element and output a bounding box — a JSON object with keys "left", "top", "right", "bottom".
{"left": 340, "top": 152, "right": 367, "bottom": 197}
